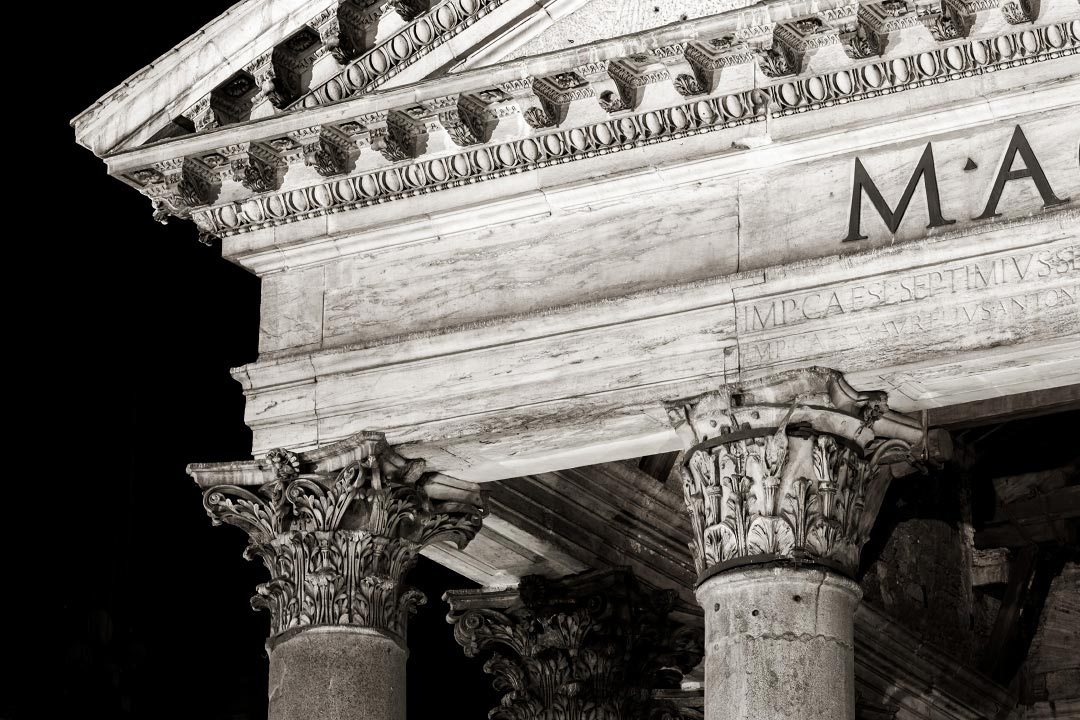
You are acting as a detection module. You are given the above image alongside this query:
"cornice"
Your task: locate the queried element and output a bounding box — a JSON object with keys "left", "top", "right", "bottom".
{"left": 102, "top": 5, "right": 1080, "bottom": 250}
{"left": 71, "top": 0, "right": 342, "bottom": 155}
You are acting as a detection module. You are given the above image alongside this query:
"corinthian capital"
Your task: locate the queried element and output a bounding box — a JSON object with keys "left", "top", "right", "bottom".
{"left": 190, "top": 432, "right": 485, "bottom": 643}
{"left": 667, "top": 368, "right": 948, "bottom": 580}
{"left": 444, "top": 568, "right": 703, "bottom": 720}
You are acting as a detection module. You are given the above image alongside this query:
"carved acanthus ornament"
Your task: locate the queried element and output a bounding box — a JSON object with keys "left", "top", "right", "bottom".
{"left": 668, "top": 368, "right": 946, "bottom": 580}
{"left": 445, "top": 569, "right": 703, "bottom": 720}
{"left": 200, "top": 432, "right": 485, "bottom": 642}
{"left": 916, "top": 0, "right": 973, "bottom": 41}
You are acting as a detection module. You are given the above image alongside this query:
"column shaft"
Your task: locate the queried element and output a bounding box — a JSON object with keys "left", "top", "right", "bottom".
{"left": 697, "top": 567, "right": 860, "bottom": 720}
{"left": 268, "top": 628, "right": 406, "bottom": 720}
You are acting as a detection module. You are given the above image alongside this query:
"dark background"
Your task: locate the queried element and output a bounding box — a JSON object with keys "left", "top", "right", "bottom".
{"left": 14, "top": 5, "right": 496, "bottom": 718}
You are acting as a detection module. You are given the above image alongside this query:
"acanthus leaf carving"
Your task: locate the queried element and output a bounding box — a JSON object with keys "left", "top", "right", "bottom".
{"left": 753, "top": 37, "right": 801, "bottom": 78}
{"left": 445, "top": 569, "right": 704, "bottom": 720}
{"left": 201, "top": 432, "right": 484, "bottom": 641}
{"left": 671, "top": 369, "right": 931, "bottom": 579}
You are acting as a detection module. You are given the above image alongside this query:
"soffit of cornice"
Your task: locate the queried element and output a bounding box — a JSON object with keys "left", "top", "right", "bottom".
{"left": 75, "top": 0, "right": 927, "bottom": 157}
{"left": 94, "top": 0, "right": 1079, "bottom": 251}
{"left": 72, "top": 0, "right": 340, "bottom": 156}
{"left": 73, "top": 0, "right": 598, "bottom": 157}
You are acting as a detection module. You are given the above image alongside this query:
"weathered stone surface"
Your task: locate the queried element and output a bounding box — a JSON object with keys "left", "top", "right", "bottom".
{"left": 697, "top": 567, "right": 861, "bottom": 720}
{"left": 670, "top": 368, "right": 932, "bottom": 579}
{"left": 267, "top": 627, "right": 406, "bottom": 720}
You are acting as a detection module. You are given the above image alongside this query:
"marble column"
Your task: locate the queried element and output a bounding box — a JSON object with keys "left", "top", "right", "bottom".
{"left": 667, "top": 368, "right": 945, "bottom": 720}
{"left": 196, "top": 432, "right": 485, "bottom": 720}
{"left": 444, "top": 568, "right": 705, "bottom": 720}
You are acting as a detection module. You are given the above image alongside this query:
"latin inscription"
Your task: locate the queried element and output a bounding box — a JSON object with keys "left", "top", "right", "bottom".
{"left": 844, "top": 126, "right": 1071, "bottom": 242}
{"left": 739, "top": 245, "right": 1078, "bottom": 334}
{"left": 742, "top": 282, "right": 1079, "bottom": 367}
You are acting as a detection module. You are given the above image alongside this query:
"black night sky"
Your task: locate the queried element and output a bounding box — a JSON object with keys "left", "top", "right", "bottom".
{"left": 16, "top": 5, "right": 496, "bottom": 718}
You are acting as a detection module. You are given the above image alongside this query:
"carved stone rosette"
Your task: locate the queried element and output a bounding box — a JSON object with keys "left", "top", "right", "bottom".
{"left": 201, "top": 432, "right": 484, "bottom": 643}
{"left": 668, "top": 368, "right": 937, "bottom": 581}
{"left": 444, "top": 568, "right": 704, "bottom": 720}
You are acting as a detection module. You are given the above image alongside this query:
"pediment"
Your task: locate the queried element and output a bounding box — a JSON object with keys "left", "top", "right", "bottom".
{"left": 73, "top": 0, "right": 623, "bottom": 156}
{"left": 481, "top": 0, "right": 751, "bottom": 64}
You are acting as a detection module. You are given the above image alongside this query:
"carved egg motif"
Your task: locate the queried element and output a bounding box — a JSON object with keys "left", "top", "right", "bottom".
{"left": 997, "top": 36, "right": 1015, "bottom": 58}
{"left": 891, "top": 58, "right": 910, "bottom": 82}
{"left": 402, "top": 164, "right": 424, "bottom": 188}
{"left": 460, "top": 0, "right": 477, "bottom": 13}
{"left": 519, "top": 138, "right": 541, "bottom": 160}
{"left": 289, "top": 190, "right": 310, "bottom": 212}
{"left": 496, "top": 144, "right": 517, "bottom": 167}
{"left": 1045, "top": 24, "right": 1064, "bottom": 48}
{"left": 426, "top": 159, "right": 448, "bottom": 182}
{"left": 591, "top": 124, "right": 617, "bottom": 146}
{"left": 807, "top": 76, "right": 827, "bottom": 101}
{"left": 435, "top": 4, "right": 459, "bottom": 29}
{"left": 544, "top": 134, "right": 564, "bottom": 155}
{"left": 360, "top": 174, "right": 380, "bottom": 197}
{"left": 347, "top": 65, "right": 368, "bottom": 87}
{"left": 414, "top": 19, "right": 434, "bottom": 44}
{"left": 392, "top": 34, "right": 412, "bottom": 59}
{"left": 669, "top": 107, "right": 689, "bottom": 129}
{"left": 334, "top": 180, "right": 357, "bottom": 203}
{"left": 971, "top": 41, "right": 991, "bottom": 65}
{"left": 917, "top": 53, "right": 938, "bottom": 76}
{"left": 778, "top": 83, "right": 800, "bottom": 107}
{"left": 833, "top": 71, "right": 853, "bottom": 95}
{"left": 566, "top": 127, "right": 586, "bottom": 150}
{"left": 219, "top": 205, "right": 239, "bottom": 228}
{"left": 450, "top": 154, "right": 470, "bottom": 177}
{"left": 723, "top": 94, "right": 745, "bottom": 117}
{"left": 312, "top": 185, "right": 333, "bottom": 208}
{"left": 1070, "top": 21, "right": 1080, "bottom": 43}
{"left": 370, "top": 49, "right": 389, "bottom": 73}
{"left": 643, "top": 112, "right": 662, "bottom": 136}
{"left": 618, "top": 117, "right": 639, "bottom": 141}
{"left": 266, "top": 194, "right": 287, "bottom": 217}
{"left": 303, "top": 95, "right": 320, "bottom": 108}
{"left": 695, "top": 100, "right": 717, "bottom": 124}
{"left": 242, "top": 200, "right": 265, "bottom": 223}
{"left": 381, "top": 170, "right": 402, "bottom": 193}
{"left": 863, "top": 63, "right": 884, "bottom": 88}
{"left": 325, "top": 80, "right": 343, "bottom": 101}
{"left": 1020, "top": 31, "right": 1039, "bottom": 54}
{"left": 472, "top": 149, "right": 494, "bottom": 172}
{"left": 944, "top": 46, "right": 965, "bottom": 71}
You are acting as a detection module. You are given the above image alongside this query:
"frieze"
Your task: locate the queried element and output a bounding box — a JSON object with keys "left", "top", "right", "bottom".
{"left": 130, "top": 21, "right": 1077, "bottom": 239}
